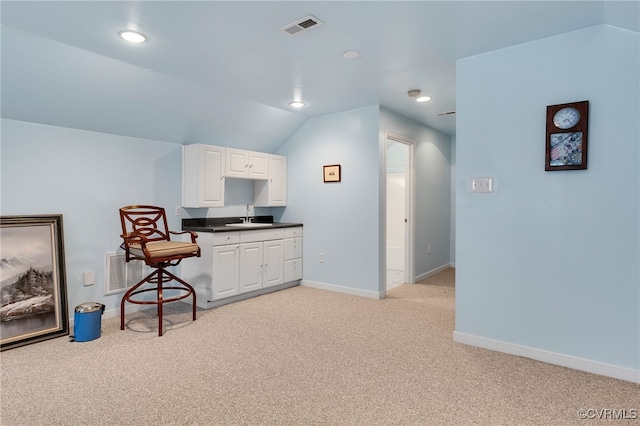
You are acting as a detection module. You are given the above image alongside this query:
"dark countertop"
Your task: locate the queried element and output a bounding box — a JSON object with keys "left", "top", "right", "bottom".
{"left": 182, "top": 216, "right": 302, "bottom": 233}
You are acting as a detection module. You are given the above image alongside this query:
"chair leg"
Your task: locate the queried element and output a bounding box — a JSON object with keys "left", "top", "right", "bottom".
{"left": 120, "top": 267, "right": 196, "bottom": 336}
{"left": 157, "top": 269, "right": 164, "bottom": 337}
{"left": 162, "top": 269, "right": 197, "bottom": 321}
{"left": 121, "top": 271, "right": 158, "bottom": 331}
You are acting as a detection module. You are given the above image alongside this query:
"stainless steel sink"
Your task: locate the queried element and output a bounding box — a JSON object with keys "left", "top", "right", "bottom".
{"left": 224, "top": 223, "right": 274, "bottom": 228}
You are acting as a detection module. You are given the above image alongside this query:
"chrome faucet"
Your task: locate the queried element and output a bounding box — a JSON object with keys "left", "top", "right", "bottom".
{"left": 245, "top": 204, "right": 251, "bottom": 223}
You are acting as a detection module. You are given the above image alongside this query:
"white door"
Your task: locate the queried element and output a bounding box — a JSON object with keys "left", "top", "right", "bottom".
{"left": 239, "top": 242, "right": 263, "bottom": 294}
{"left": 212, "top": 245, "right": 239, "bottom": 299}
{"left": 263, "top": 240, "right": 284, "bottom": 287}
{"left": 385, "top": 134, "right": 414, "bottom": 290}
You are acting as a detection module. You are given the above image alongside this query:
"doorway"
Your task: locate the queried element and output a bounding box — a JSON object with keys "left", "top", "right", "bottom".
{"left": 385, "top": 133, "right": 414, "bottom": 290}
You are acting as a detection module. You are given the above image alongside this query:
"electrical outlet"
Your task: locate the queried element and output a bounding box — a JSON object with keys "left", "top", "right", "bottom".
{"left": 428, "top": 245, "right": 432, "bottom": 255}
{"left": 320, "top": 253, "right": 325, "bottom": 263}
{"left": 175, "top": 206, "right": 182, "bottom": 216}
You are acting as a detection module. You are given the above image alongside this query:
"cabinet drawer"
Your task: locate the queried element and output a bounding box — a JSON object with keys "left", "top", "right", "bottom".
{"left": 284, "top": 237, "right": 303, "bottom": 260}
{"left": 284, "top": 258, "right": 303, "bottom": 282}
{"left": 213, "top": 232, "right": 239, "bottom": 246}
{"left": 239, "top": 228, "right": 284, "bottom": 243}
{"left": 284, "top": 227, "right": 303, "bottom": 239}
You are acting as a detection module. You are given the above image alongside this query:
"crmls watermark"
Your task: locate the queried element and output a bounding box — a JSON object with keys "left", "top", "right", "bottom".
{"left": 577, "top": 408, "right": 638, "bottom": 420}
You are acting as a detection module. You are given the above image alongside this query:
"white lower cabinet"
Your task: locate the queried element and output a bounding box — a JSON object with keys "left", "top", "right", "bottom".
{"left": 238, "top": 239, "right": 283, "bottom": 293}
{"left": 283, "top": 227, "right": 303, "bottom": 283}
{"left": 262, "top": 240, "right": 284, "bottom": 288}
{"left": 183, "top": 227, "right": 302, "bottom": 307}
{"left": 239, "top": 242, "right": 262, "bottom": 294}
{"left": 212, "top": 244, "right": 240, "bottom": 299}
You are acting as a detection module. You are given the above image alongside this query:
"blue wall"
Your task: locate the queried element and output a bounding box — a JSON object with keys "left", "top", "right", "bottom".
{"left": 277, "top": 106, "right": 382, "bottom": 297}
{"left": 455, "top": 25, "right": 639, "bottom": 373}
{"left": 1, "top": 119, "right": 183, "bottom": 314}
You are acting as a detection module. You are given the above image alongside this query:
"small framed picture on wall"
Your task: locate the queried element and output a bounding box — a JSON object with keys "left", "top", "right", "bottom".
{"left": 323, "top": 164, "right": 341, "bottom": 183}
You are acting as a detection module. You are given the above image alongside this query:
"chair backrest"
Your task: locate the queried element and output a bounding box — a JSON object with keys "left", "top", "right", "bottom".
{"left": 119, "top": 205, "right": 171, "bottom": 243}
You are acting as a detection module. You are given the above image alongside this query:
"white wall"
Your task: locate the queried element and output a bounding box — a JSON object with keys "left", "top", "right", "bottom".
{"left": 380, "top": 108, "right": 452, "bottom": 279}
{"left": 1, "top": 119, "right": 184, "bottom": 315}
{"left": 386, "top": 172, "right": 405, "bottom": 271}
{"left": 455, "top": 25, "right": 639, "bottom": 379}
{"left": 276, "top": 106, "right": 381, "bottom": 297}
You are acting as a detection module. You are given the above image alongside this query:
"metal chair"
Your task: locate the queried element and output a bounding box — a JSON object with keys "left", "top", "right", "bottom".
{"left": 119, "top": 205, "right": 200, "bottom": 336}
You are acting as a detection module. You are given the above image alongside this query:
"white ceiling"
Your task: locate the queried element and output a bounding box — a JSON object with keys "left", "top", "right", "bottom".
{"left": 2, "top": 1, "right": 638, "bottom": 152}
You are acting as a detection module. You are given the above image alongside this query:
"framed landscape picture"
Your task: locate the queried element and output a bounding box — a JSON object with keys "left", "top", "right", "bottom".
{"left": 0, "top": 215, "right": 69, "bottom": 350}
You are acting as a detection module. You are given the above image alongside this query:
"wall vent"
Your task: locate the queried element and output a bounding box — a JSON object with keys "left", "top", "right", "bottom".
{"left": 279, "top": 15, "right": 324, "bottom": 36}
{"left": 105, "top": 252, "right": 145, "bottom": 295}
{"left": 436, "top": 111, "right": 456, "bottom": 116}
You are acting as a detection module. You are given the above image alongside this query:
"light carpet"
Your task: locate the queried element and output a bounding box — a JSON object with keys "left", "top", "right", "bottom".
{"left": 1, "top": 268, "right": 638, "bottom": 425}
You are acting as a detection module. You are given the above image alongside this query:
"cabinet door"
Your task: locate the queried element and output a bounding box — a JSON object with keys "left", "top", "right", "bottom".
{"left": 268, "top": 155, "right": 287, "bottom": 206}
{"left": 254, "top": 154, "right": 287, "bottom": 207}
{"left": 202, "top": 146, "right": 225, "bottom": 206}
{"left": 284, "top": 259, "right": 303, "bottom": 282}
{"left": 239, "top": 242, "right": 263, "bottom": 294}
{"left": 212, "top": 245, "right": 239, "bottom": 299}
{"left": 182, "top": 144, "right": 225, "bottom": 208}
{"left": 248, "top": 151, "right": 269, "bottom": 180}
{"left": 263, "top": 240, "right": 284, "bottom": 288}
{"left": 226, "top": 148, "right": 248, "bottom": 178}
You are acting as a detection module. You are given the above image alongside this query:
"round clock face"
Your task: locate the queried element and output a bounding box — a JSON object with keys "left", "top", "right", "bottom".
{"left": 553, "top": 107, "right": 581, "bottom": 129}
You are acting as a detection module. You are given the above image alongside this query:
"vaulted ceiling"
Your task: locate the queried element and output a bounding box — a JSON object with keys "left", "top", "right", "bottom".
{"left": 2, "top": 1, "right": 638, "bottom": 153}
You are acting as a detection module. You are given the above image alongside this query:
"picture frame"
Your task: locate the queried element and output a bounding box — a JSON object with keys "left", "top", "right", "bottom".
{"left": 0, "top": 215, "right": 69, "bottom": 351}
{"left": 323, "top": 164, "right": 341, "bottom": 183}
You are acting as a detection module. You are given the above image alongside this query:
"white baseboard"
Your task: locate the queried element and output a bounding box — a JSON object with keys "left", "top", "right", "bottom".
{"left": 301, "top": 280, "right": 385, "bottom": 300}
{"left": 453, "top": 331, "right": 640, "bottom": 384}
{"left": 415, "top": 263, "right": 453, "bottom": 282}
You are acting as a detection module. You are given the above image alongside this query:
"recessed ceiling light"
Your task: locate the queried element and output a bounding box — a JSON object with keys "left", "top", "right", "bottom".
{"left": 408, "top": 89, "right": 431, "bottom": 103}
{"left": 118, "top": 30, "right": 147, "bottom": 43}
{"left": 289, "top": 101, "right": 306, "bottom": 108}
{"left": 343, "top": 50, "right": 360, "bottom": 60}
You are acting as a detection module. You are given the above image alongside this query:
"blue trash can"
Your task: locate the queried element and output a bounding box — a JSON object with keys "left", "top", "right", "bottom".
{"left": 72, "top": 302, "right": 105, "bottom": 342}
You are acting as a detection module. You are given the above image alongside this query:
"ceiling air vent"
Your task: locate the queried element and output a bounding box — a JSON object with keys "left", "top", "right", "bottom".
{"left": 279, "top": 15, "right": 324, "bottom": 36}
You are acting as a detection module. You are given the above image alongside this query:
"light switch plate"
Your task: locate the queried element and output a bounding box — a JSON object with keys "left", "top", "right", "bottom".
{"left": 471, "top": 177, "right": 493, "bottom": 193}
{"left": 83, "top": 271, "right": 95, "bottom": 286}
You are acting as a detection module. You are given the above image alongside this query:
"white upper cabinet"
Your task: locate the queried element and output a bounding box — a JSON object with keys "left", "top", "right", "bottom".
{"left": 254, "top": 154, "right": 287, "bottom": 207}
{"left": 225, "top": 148, "right": 269, "bottom": 180}
{"left": 182, "top": 144, "right": 225, "bottom": 208}
{"left": 182, "top": 144, "right": 285, "bottom": 208}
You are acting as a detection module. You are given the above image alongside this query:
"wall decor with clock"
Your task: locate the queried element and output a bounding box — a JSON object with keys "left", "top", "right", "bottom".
{"left": 545, "top": 100, "right": 589, "bottom": 171}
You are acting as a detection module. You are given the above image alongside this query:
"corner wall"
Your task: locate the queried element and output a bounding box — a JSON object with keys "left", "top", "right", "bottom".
{"left": 1, "top": 119, "right": 183, "bottom": 316}
{"left": 277, "top": 106, "right": 381, "bottom": 297}
{"left": 455, "top": 25, "right": 639, "bottom": 381}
